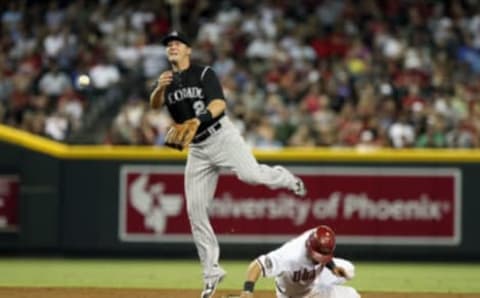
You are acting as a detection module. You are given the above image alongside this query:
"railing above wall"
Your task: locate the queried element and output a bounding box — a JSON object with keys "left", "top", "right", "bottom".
{"left": 2, "top": 124, "right": 480, "bottom": 162}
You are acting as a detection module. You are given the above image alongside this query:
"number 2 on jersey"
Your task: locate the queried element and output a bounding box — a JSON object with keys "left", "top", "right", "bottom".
{"left": 193, "top": 100, "right": 206, "bottom": 116}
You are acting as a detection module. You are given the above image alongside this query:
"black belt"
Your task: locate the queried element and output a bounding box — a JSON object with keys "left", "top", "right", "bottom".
{"left": 192, "top": 121, "right": 222, "bottom": 143}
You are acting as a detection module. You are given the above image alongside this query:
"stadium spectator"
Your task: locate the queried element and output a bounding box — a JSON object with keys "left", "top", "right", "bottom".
{"left": 0, "top": 0, "right": 480, "bottom": 149}
{"left": 38, "top": 60, "right": 72, "bottom": 99}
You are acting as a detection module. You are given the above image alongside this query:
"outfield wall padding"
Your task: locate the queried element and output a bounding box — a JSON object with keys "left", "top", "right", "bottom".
{"left": 1, "top": 125, "right": 480, "bottom": 260}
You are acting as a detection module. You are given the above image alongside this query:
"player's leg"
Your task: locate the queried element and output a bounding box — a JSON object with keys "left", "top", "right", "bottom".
{"left": 185, "top": 147, "right": 225, "bottom": 296}
{"left": 213, "top": 117, "right": 305, "bottom": 195}
{"left": 306, "top": 285, "right": 361, "bottom": 298}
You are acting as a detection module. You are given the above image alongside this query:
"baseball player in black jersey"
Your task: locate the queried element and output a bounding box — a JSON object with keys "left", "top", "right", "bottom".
{"left": 150, "top": 31, "right": 307, "bottom": 298}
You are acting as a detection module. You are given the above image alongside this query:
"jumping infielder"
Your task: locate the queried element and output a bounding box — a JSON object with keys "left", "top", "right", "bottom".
{"left": 150, "top": 31, "right": 307, "bottom": 298}
{"left": 240, "top": 225, "right": 361, "bottom": 298}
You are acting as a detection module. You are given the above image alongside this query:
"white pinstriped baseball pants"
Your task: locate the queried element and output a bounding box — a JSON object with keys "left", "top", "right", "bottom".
{"left": 185, "top": 116, "right": 298, "bottom": 283}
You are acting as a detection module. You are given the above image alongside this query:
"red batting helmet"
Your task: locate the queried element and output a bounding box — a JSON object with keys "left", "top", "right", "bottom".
{"left": 306, "top": 225, "right": 336, "bottom": 264}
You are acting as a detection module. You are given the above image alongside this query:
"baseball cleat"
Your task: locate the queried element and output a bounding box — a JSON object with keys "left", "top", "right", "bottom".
{"left": 201, "top": 270, "right": 226, "bottom": 298}
{"left": 293, "top": 178, "right": 307, "bottom": 197}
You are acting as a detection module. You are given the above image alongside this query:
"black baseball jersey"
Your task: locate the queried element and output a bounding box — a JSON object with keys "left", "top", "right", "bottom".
{"left": 163, "top": 64, "right": 226, "bottom": 134}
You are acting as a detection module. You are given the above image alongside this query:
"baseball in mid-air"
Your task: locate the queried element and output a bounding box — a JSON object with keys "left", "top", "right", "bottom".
{"left": 77, "top": 74, "right": 90, "bottom": 87}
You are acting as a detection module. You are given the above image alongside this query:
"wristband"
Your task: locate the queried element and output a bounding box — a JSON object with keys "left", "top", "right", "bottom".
{"left": 243, "top": 281, "right": 255, "bottom": 292}
{"left": 197, "top": 110, "right": 213, "bottom": 124}
{"left": 326, "top": 260, "right": 335, "bottom": 270}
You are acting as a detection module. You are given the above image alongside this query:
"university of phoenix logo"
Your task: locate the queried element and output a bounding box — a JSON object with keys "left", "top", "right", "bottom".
{"left": 129, "top": 174, "right": 183, "bottom": 233}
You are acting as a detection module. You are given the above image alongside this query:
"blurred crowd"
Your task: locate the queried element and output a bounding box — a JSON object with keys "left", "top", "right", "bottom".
{"left": 2, "top": 0, "right": 480, "bottom": 148}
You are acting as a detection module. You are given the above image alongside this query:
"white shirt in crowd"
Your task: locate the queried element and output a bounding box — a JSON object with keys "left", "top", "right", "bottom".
{"left": 89, "top": 63, "right": 120, "bottom": 89}
{"left": 38, "top": 71, "right": 72, "bottom": 97}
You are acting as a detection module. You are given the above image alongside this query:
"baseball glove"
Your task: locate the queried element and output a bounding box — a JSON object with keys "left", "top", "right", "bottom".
{"left": 164, "top": 118, "right": 201, "bottom": 151}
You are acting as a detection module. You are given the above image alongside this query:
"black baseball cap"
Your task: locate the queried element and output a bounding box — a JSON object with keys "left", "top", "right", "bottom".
{"left": 161, "top": 31, "right": 191, "bottom": 47}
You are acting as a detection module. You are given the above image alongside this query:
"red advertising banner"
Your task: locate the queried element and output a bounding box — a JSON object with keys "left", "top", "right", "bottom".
{"left": 0, "top": 175, "right": 19, "bottom": 233}
{"left": 119, "top": 166, "right": 461, "bottom": 245}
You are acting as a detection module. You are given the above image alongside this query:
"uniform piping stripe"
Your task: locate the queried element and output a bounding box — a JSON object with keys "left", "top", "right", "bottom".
{"left": 275, "top": 281, "right": 287, "bottom": 295}
{"left": 201, "top": 66, "right": 210, "bottom": 81}
{"left": 256, "top": 258, "right": 266, "bottom": 277}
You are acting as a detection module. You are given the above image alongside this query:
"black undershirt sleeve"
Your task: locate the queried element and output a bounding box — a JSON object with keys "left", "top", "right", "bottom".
{"left": 201, "top": 68, "right": 226, "bottom": 104}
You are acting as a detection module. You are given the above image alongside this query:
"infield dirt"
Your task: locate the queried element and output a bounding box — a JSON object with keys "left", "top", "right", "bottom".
{"left": 0, "top": 288, "right": 478, "bottom": 298}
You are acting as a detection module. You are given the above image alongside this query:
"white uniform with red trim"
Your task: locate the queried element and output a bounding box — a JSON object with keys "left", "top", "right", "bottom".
{"left": 256, "top": 229, "right": 360, "bottom": 298}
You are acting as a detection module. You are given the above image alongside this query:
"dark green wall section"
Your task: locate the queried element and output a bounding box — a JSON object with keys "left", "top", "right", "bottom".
{"left": 1, "top": 142, "right": 60, "bottom": 250}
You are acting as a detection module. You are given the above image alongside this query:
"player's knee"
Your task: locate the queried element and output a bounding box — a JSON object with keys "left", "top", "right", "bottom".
{"left": 186, "top": 201, "right": 208, "bottom": 221}
{"left": 333, "top": 286, "right": 360, "bottom": 298}
{"left": 341, "top": 287, "right": 361, "bottom": 298}
{"left": 347, "top": 287, "right": 361, "bottom": 298}
{"left": 235, "top": 170, "right": 261, "bottom": 185}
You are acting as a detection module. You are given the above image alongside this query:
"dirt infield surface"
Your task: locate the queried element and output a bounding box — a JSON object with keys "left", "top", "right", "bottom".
{"left": 0, "top": 288, "right": 478, "bottom": 298}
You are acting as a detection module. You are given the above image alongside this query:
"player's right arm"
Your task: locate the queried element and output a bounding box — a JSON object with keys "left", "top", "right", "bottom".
{"left": 150, "top": 71, "right": 172, "bottom": 109}
{"left": 240, "top": 252, "right": 284, "bottom": 298}
{"left": 240, "top": 259, "right": 262, "bottom": 298}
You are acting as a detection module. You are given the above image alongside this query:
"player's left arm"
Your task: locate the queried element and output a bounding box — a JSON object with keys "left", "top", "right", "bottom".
{"left": 240, "top": 259, "right": 262, "bottom": 298}
{"left": 326, "top": 259, "right": 350, "bottom": 279}
{"left": 174, "top": 99, "right": 225, "bottom": 149}
{"left": 205, "top": 99, "right": 226, "bottom": 117}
